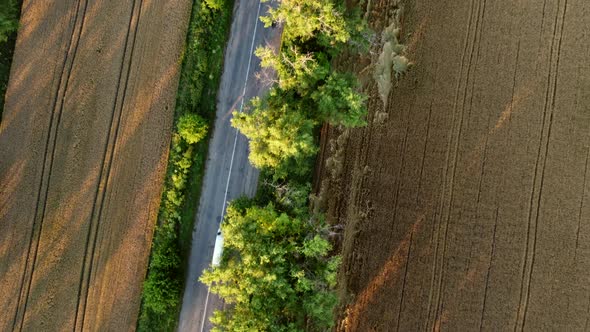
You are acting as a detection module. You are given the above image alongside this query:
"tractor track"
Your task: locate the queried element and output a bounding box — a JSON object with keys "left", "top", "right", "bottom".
{"left": 73, "top": 0, "right": 142, "bottom": 329}
{"left": 14, "top": 1, "right": 88, "bottom": 329}
{"left": 322, "top": 0, "right": 590, "bottom": 330}
{"left": 0, "top": 0, "right": 193, "bottom": 330}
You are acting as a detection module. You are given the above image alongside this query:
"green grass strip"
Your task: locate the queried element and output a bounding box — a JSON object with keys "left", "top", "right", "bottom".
{"left": 0, "top": 0, "right": 21, "bottom": 121}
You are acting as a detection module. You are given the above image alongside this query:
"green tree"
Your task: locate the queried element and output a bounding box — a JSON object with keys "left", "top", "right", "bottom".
{"left": 201, "top": 201, "right": 340, "bottom": 332}
{"left": 260, "top": 0, "right": 350, "bottom": 47}
{"left": 312, "top": 72, "right": 367, "bottom": 127}
{"left": 177, "top": 113, "right": 208, "bottom": 144}
{"left": 232, "top": 90, "right": 317, "bottom": 179}
{"left": 256, "top": 46, "right": 329, "bottom": 94}
{"left": 233, "top": 0, "right": 368, "bottom": 180}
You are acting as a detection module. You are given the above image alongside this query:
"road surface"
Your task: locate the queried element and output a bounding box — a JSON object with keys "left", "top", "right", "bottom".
{"left": 177, "top": 0, "right": 281, "bottom": 331}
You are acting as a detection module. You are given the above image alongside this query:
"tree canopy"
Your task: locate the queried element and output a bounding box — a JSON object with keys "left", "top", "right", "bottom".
{"left": 312, "top": 72, "right": 367, "bottom": 127}
{"left": 255, "top": 46, "right": 329, "bottom": 95}
{"left": 232, "top": 91, "right": 317, "bottom": 179}
{"left": 210, "top": 0, "right": 369, "bottom": 329}
{"left": 201, "top": 200, "right": 340, "bottom": 332}
{"left": 177, "top": 113, "right": 208, "bottom": 144}
{"left": 260, "top": 0, "right": 350, "bottom": 47}
{"left": 234, "top": 0, "right": 367, "bottom": 180}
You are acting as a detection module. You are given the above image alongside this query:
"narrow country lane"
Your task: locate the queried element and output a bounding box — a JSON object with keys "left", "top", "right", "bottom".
{"left": 177, "top": 0, "right": 281, "bottom": 330}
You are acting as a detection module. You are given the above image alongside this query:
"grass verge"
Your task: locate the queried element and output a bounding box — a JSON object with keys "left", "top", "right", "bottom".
{"left": 137, "top": 0, "right": 234, "bottom": 330}
{"left": 0, "top": 0, "right": 21, "bottom": 120}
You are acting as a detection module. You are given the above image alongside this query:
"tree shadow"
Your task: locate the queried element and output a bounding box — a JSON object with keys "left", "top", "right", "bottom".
{"left": 0, "top": 0, "right": 192, "bottom": 330}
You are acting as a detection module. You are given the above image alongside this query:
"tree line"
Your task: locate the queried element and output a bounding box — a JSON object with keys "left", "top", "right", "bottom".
{"left": 201, "top": 0, "right": 368, "bottom": 330}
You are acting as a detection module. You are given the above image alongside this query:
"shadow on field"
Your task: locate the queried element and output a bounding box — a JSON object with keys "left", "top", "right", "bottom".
{"left": 0, "top": 0, "right": 189, "bottom": 330}
{"left": 329, "top": 0, "right": 590, "bottom": 330}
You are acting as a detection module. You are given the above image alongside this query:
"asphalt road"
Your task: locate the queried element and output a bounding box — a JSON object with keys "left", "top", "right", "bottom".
{"left": 177, "top": 0, "right": 281, "bottom": 331}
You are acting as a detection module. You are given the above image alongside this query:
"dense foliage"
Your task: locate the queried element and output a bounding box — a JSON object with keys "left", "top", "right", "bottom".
{"left": 138, "top": 0, "right": 234, "bottom": 330}
{"left": 203, "top": 0, "right": 368, "bottom": 330}
{"left": 177, "top": 113, "right": 208, "bottom": 144}
{"left": 202, "top": 197, "right": 340, "bottom": 331}
{"left": 232, "top": 0, "right": 367, "bottom": 180}
{"left": 260, "top": 0, "right": 350, "bottom": 46}
{"left": 233, "top": 91, "right": 317, "bottom": 179}
{"left": 0, "top": 0, "right": 20, "bottom": 120}
{"left": 0, "top": 0, "right": 18, "bottom": 43}
{"left": 140, "top": 116, "right": 208, "bottom": 330}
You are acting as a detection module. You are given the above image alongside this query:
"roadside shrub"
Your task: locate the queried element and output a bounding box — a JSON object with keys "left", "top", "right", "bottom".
{"left": 177, "top": 113, "right": 208, "bottom": 144}
{"left": 0, "top": 0, "right": 20, "bottom": 120}
{"left": 139, "top": 135, "right": 190, "bottom": 330}
{"left": 0, "top": 0, "right": 19, "bottom": 43}
{"left": 205, "top": 0, "right": 224, "bottom": 11}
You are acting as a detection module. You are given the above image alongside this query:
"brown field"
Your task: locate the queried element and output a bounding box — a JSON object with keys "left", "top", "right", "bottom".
{"left": 318, "top": 0, "right": 590, "bottom": 330}
{"left": 0, "top": 0, "right": 191, "bottom": 330}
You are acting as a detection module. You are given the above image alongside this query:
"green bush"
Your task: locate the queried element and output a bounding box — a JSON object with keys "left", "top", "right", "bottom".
{"left": 204, "top": 0, "right": 224, "bottom": 11}
{"left": 0, "top": 0, "right": 18, "bottom": 43}
{"left": 138, "top": 134, "right": 190, "bottom": 330}
{"left": 0, "top": 0, "right": 20, "bottom": 121}
{"left": 177, "top": 113, "right": 208, "bottom": 144}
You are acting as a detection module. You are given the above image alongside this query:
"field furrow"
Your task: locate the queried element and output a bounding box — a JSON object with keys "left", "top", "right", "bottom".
{"left": 323, "top": 0, "right": 590, "bottom": 330}
{"left": 0, "top": 0, "right": 192, "bottom": 330}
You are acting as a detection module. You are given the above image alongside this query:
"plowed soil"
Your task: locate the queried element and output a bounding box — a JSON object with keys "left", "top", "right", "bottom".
{"left": 318, "top": 0, "right": 590, "bottom": 330}
{"left": 0, "top": 0, "right": 191, "bottom": 330}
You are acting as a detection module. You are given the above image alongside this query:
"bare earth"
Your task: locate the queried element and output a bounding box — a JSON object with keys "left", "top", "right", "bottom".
{"left": 0, "top": 0, "right": 191, "bottom": 330}
{"left": 319, "top": 0, "right": 590, "bottom": 330}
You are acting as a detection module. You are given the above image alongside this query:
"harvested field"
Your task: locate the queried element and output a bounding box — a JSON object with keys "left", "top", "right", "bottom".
{"left": 320, "top": 0, "right": 590, "bottom": 330}
{"left": 0, "top": 0, "right": 191, "bottom": 330}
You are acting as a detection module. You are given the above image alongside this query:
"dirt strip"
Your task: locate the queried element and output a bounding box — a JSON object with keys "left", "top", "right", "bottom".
{"left": 0, "top": 0, "right": 191, "bottom": 330}
{"left": 321, "top": 0, "right": 590, "bottom": 330}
